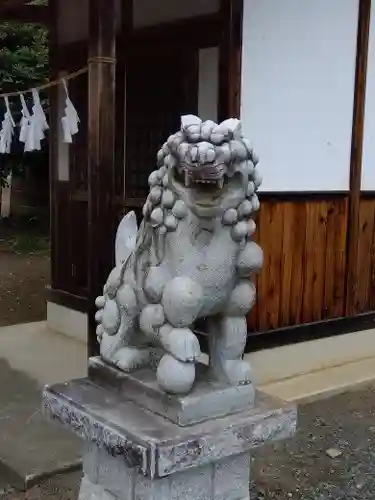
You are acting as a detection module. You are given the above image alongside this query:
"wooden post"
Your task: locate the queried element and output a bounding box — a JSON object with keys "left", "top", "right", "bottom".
{"left": 218, "top": 0, "right": 243, "bottom": 121}
{"left": 345, "top": 0, "right": 371, "bottom": 316}
{"left": 48, "top": 0, "right": 59, "bottom": 292}
{"left": 87, "top": 0, "right": 117, "bottom": 356}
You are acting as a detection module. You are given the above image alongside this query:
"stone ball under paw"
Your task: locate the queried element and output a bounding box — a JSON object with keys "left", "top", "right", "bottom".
{"left": 162, "top": 277, "right": 203, "bottom": 328}
{"left": 157, "top": 354, "right": 195, "bottom": 394}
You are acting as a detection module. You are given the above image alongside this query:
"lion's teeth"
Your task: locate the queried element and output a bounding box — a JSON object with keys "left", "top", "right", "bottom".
{"left": 192, "top": 179, "right": 222, "bottom": 185}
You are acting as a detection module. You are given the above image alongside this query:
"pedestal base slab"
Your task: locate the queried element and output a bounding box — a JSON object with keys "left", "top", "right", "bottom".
{"left": 43, "top": 377, "right": 296, "bottom": 479}
{"left": 89, "top": 357, "right": 255, "bottom": 426}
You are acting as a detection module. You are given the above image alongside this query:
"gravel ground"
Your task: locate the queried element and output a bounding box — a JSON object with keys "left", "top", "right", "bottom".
{"left": 251, "top": 384, "right": 375, "bottom": 499}
{"left": 0, "top": 218, "right": 50, "bottom": 327}
{"left": 0, "top": 252, "right": 49, "bottom": 327}
{"left": 0, "top": 472, "right": 82, "bottom": 500}
{"left": 1, "top": 384, "right": 375, "bottom": 500}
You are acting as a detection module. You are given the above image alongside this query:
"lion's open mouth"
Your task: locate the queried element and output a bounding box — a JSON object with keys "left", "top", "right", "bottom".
{"left": 173, "top": 163, "right": 229, "bottom": 196}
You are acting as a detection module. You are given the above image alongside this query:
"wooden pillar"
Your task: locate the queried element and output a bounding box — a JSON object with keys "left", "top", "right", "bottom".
{"left": 87, "top": 0, "right": 117, "bottom": 356}
{"left": 218, "top": 0, "right": 243, "bottom": 121}
{"left": 48, "top": 0, "right": 59, "bottom": 291}
{"left": 345, "top": 0, "right": 371, "bottom": 316}
{"left": 115, "top": 0, "right": 133, "bottom": 206}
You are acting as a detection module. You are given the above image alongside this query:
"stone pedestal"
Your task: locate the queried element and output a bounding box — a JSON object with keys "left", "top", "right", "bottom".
{"left": 43, "top": 358, "right": 297, "bottom": 500}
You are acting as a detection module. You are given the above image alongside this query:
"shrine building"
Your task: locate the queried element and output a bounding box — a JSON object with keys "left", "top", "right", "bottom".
{"left": 2, "top": 0, "right": 375, "bottom": 395}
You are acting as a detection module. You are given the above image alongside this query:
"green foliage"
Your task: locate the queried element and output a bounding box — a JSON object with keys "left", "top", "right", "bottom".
{"left": 0, "top": 16, "right": 48, "bottom": 94}
{"left": 0, "top": 5, "right": 49, "bottom": 185}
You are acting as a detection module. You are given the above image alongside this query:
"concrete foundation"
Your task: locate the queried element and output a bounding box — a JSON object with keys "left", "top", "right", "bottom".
{"left": 47, "top": 302, "right": 88, "bottom": 344}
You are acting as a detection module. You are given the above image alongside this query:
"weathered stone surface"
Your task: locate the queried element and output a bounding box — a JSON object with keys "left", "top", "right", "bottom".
{"left": 43, "top": 377, "right": 297, "bottom": 480}
{"left": 214, "top": 454, "right": 250, "bottom": 500}
{"left": 96, "top": 115, "right": 263, "bottom": 395}
{"left": 83, "top": 444, "right": 136, "bottom": 499}
{"left": 88, "top": 357, "right": 255, "bottom": 426}
{"left": 80, "top": 444, "right": 247, "bottom": 500}
{"left": 78, "top": 476, "right": 115, "bottom": 500}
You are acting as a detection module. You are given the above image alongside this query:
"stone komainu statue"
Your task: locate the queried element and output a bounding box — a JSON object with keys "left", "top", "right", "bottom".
{"left": 95, "top": 115, "right": 263, "bottom": 395}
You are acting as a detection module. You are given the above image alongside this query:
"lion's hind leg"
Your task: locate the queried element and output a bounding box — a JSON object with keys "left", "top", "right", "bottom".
{"left": 207, "top": 280, "right": 256, "bottom": 385}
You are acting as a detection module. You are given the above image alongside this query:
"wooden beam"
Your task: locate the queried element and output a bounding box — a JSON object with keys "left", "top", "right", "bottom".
{"left": 218, "top": 0, "right": 243, "bottom": 121}
{"left": 125, "top": 14, "right": 220, "bottom": 49}
{"left": 87, "top": 0, "right": 117, "bottom": 357}
{"left": 345, "top": 0, "right": 372, "bottom": 315}
{"left": 0, "top": 4, "right": 49, "bottom": 25}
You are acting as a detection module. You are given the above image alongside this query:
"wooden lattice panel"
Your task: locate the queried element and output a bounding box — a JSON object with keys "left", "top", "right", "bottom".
{"left": 125, "top": 46, "right": 198, "bottom": 201}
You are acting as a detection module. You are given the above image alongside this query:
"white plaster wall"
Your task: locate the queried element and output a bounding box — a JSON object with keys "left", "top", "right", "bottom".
{"left": 362, "top": 3, "right": 375, "bottom": 190}
{"left": 133, "top": 0, "right": 219, "bottom": 28}
{"left": 198, "top": 47, "right": 219, "bottom": 122}
{"left": 240, "top": 0, "right": 359, "bottom": 192}
{"left": 47, "top": 302, "right": 88, "bottom": 344}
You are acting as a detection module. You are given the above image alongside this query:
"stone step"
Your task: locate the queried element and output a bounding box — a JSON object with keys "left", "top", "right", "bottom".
{"left": 0, "top": 322, "right": 87, "bottom": 490}
{"left": 261, "top": 355, "right": 375, "bottom": 403}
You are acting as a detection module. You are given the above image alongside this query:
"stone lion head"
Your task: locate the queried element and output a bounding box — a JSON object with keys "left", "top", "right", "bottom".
{"left": 148, "top": 115, "right": 261, "bottom": 219}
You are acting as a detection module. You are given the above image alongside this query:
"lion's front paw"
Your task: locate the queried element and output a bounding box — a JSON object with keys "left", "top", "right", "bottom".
{"left": 160, "top": 326, "right": 201, "bottom": 362}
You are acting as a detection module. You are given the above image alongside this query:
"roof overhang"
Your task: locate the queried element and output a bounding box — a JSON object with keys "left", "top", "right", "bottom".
{"left": 0, "top": 1, "right": 49, "bottom": 26}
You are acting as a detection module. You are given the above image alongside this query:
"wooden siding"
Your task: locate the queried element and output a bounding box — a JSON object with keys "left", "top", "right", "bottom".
{"left": 353, "top": 197, "right": 375, "bottom": 313}
{"left": 248, "top": 197, "right": 348, "bottom": 332}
